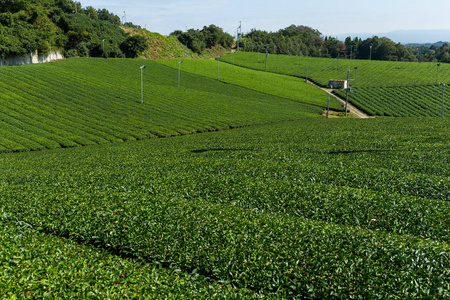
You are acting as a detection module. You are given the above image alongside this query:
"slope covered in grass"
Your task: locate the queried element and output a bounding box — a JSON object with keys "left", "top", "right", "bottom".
{"left": 1, "top": 118, "right": 449, "bottom": 298}
{"left": 0, "top": 58, "right": 322, "bottom": 153}
{"left": 220, "top": 52, "right": 450, "bottom": 88}
{"left": 157, "top": 58, "right": 344, "bottom": 111}
{"left": 219, "top": 52, "right": 450, "bottom": 117}
{"left": 123, "top": 27, "right": 230, "bottom": 59}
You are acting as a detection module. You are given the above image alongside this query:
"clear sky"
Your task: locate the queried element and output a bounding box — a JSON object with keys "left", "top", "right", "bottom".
{"left": 80, "top": 0, "right": 450, "bottom": 38}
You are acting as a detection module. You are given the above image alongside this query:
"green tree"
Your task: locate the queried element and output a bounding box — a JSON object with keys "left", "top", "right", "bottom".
{"left": 120, "top": 35, "right": 148, "bottom": 58}
{"left": 171, "top": 25, "right": 233, "bottom": 54}
{"left": 375, "top": 39, "right": 397, "bottom": 60}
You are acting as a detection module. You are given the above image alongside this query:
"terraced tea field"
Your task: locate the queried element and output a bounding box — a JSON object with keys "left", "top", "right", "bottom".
{"left": 1, "top": 56, "right": 449, "bottom": 298}
{"left": 1, "top": 117, "right": 449, "bottom": 298}
{"left": 155, "top": 59, "right": 344, "bottom": 111}
{"left": 221, "top": 52, "right": 450, "bottom": 117}
{"left": 0, "top": 58, "right": 322, "bottom": 153}
{"left": 221, "top": 52, "right": 450, "bottom": 88}
{"left": 335, "top": 85, "right": 450, "bottom": 117}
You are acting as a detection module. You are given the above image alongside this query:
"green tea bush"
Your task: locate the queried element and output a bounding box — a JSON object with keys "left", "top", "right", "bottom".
{"left": 0, "top": 58, "right": 322, "bottom": 153}
{"left": 1, "top": 118, "right": 449, "bottom": 298}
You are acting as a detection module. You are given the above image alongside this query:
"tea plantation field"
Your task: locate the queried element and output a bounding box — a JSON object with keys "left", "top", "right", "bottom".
{"left": 0, "top": 58, "right": 323, "bottom": 153}
{"left": 221, "top": 52, "right": 450, "bottom": 88}
{"left": 1, "top": 118, "right": 449, "bottom": 298}
{"left": 155, "top": 59, "right": 344, "bottom": 111}
{"left": 221, "top": 52, "right": 450, "bottom": 117}
{"left": 335, "top": 85, "right": 450, "bottom": 117}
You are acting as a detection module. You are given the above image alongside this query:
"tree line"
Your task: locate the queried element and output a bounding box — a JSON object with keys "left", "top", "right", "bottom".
{"left": 3, "top": 2, "right": 450, "bottom": 65}
{"left": 232, "top": 24, "right": 450, "bottom": 63}
{"left": 0, "top": 0, "right": 148, "bottom": 59}
{"left": 170, "top": 25, "right": 234, "bottom": 54}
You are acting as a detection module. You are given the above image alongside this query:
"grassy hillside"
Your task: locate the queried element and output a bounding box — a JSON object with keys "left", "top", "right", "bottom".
{"left": 156, "top": 59, "right": 344, "bottom": 111}
{"left": 335, "top": 85, "right": 450, "bottom": 117}
{"left": 124, "top": 27, "right": 231, "bottom": 59}
{"left": 221, "top": 52, "right": 450, "bottom": 117}
{"left": 220, "top": 52, "right": 450, "bottom": 88}
{"left": 1, "top": 118, "right": 449, "bottom": 298}
{"left": 0, "top": 57, "right": 322, "bottom": 153}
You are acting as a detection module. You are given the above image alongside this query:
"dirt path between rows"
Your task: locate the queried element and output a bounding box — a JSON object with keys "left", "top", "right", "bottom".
{"left": 306, "top": 80, "right": 373, "bottom": 119}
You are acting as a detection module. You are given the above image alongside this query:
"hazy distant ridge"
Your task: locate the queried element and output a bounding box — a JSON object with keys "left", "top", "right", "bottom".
{"left": 336, "top": 29, "right": 450, "bottom": 45}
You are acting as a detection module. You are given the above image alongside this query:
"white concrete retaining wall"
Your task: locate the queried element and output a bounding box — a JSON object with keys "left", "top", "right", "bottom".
{"left": 0, "top": 50, "right": 64, "bottom": 67}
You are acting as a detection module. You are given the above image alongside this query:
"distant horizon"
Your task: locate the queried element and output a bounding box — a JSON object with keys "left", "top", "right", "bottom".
{"left": 332, "top": 29, "right": 450, "bottom": 45}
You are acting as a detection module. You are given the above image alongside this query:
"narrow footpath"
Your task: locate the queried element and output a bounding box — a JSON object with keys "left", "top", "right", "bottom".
{"left": 306, "top": 80, "right": 373, "bottom": 119}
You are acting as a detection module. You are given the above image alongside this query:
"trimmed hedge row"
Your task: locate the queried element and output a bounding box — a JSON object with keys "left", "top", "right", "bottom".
{"left": 1, "top": 118, "right": 449, "bottom": 298}
{"left": 0, "top": 220, "right": 267, "bottom": 299}
{"left": 0, "top": 58, "right": 322, "bottom": 153}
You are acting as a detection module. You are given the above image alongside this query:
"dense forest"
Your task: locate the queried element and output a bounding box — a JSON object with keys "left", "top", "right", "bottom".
{"left": 170, "top": 25, "right": 234, "bottom": 54}
{"left": 2, "top": 1, "right": 450, "bottom": 63}
{"left": 237, "top": 25, "right": 416, "bottom": 61}
{"left": 238, "top": 25, "right": 450, "bottom": 63}
{"left": 343, "top": 36, "right": 450, "bottom": 62}
{"left": 0, "top": 0, "right": 147, "bottom": 59}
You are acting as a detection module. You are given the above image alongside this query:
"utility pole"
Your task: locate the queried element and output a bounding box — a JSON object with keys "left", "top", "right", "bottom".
{"left": 441, "top": 83, "right": 446, "bottom": 117}
{"left": 326, "top": 94, "right": 330, "bottom": 118}
{"left": 140, "top": 65, "right": 146, "bottom": 104}
{"left": 217, "top": 57, "right": 220, "bottom": 81}
{"left": 403, "top": 51, "right": 406, "bottom": 68}
{"left": 345, "top": 67, "right": 350, "bottom": 117}
{"left": 257, "top": 45, "right": 260, "bottom": 62}
{"left": 237, "top": 21, "right": 242, "bottom": 52}
{"left": 337, "top": 54, "right": 340, "bottom": 70}
{"left": 265, "top": 46, "right": 268, "bottom": 72}
{"left": 145, "top": 37, "right": 149, "bottom": 59}
{"left": 233, "top": 51, "right": 235, "bottom": 71}
{"left": 369, "top": 45, "right": 372, "bottom": 60}
{"left": 178, "top": 61, "right": 183, "bottom": 87}
{"left": 437, "top": 63, "right": 441, "bottom": 85}
{"left": 49, "top": 40, "right": 52, "bottom": 63}
{"left": 102, "top": 39, "right": 105, "bottom": 57}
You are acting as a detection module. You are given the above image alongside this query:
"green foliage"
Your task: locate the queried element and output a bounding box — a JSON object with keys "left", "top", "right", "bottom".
{"left": 171, "top": 25, "right": 234, "bottom": 54}
{"left": 120, "top": 35, "right": 148, "bottom": 58}
{"left": 242, "top": 28, "right": 416, "bottom": 62}
{"left": 0, "top": 0, "right": 142, "bottom": 59}
{"left": 335, "top": 85, "right": 450, "bottom": 117}
{"left": 243, "top": 25, "right": 324, "bottom": 56}
{"left": 0, "top": 58, "right": 321, "bottom": 153}
{"left": 56, "top": 10, "right": 127, "bottom": 58}
{"left": 156, "top": 58, "right": 344, "bottom": 111}
{"left": 0, "top": 221, "right": 265, "bottom": 298}
{"left": 405, "top": 42, "right": 450, "bottom": 63}
{"left": 220, "top": 52, "right": 450, "bottom": 88}
{"left": 353, "top": 36, "right": 416, "bottom": 61}
{"left": 1, "top": 118, "right": 449, "bottom": 298}
{"left": 220, "top": 52, "right": 450, "bottom": 116}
